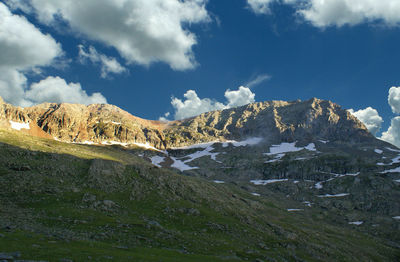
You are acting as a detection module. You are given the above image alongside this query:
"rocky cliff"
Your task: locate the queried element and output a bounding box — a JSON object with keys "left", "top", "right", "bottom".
{"left": 0, "top": 97, "right": 374, "bottom": 149}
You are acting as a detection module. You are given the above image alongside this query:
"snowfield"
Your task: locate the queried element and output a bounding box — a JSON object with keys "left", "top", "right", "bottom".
{"left": 9, "top": 120, "right": 30, "bottom": 131}
{"left": 170, "top": 157, "right": 199, "bottom": 172}
{"left": 222, "top": 137, "right": 263, "bottom": 147}
{"left": 264, "top": 142, "right": 317, "bottom": 163}
{"left": 150, "top": 156, "right": 165, "bottom": 168}
{"left": 265, "top": 142, "right": 316, "bottom": 155}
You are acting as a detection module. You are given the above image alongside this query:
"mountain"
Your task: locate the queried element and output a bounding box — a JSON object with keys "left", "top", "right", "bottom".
{"left": 0, "top": 96, "right": 400, "bottom": 261}
{"left": 0, "top": 96, "right": 373, "bottom": 148}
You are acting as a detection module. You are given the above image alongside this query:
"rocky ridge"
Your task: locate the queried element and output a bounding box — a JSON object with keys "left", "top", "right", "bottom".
{"left": 0, "top": 96, "right": 373, "bottom": 149}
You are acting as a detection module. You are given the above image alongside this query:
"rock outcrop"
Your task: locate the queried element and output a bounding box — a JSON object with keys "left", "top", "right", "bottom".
{"left": 0, "top": 97, "right": 374, "bottom": 149}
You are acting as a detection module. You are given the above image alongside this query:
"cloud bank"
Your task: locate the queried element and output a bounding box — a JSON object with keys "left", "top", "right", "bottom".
{"left": 0, "top": 2, "right": 61, "bottom": 106}
{"left": 169, "top": 86, "right": 256, "bottom": 120}
{"left": 0, "top": 3, "right": 106, "bottom": 107}
{"left": 247, "top": 0, "right": 400, "bottom": 27}
{"left": 25, "top": 76, "right": 107, "bottom": 105}
{"left": 12, "top": 0, "right": 210, "bottom": 70}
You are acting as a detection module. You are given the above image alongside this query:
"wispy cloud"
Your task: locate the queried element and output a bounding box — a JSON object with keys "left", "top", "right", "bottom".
{"left": 245, "top": 74, "right": 271, "bottom": 88}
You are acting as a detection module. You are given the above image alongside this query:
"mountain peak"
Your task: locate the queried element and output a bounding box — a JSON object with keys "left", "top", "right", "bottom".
{"left": 0, "top": 97, "right": 374, "bottom": 149}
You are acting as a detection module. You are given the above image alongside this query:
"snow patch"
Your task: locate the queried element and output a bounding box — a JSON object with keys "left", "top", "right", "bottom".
{"left": 222, "top": 137, "right": 263, "bottom": 147}
{"left": 374, "top": 149, "right": 383, "bottom": 154}
{"left": 303, "top": 201, "right": 312, "bottom": 207}
{"left": 349, "top": 221, "right": 363, "bottom": 225}
{"left": 386, "top": 147, "right": 400, "bottom": 153}
{"left": 393, "top": 216, "right": 400, "bottom": 220}
{"left": 265, "top": 142, "right": 317, "bottom": 156}
{"left": 150, "top": 156, "right": 165, "bottom": 167}
{"left": 287, "top": 209, "right": 303, "bottom": 212}
{"left": 318, "top": 140, "right": 329, "bottom": 144}
{"left": 170, "top": 157, "right": 198, "bottom": 172}
{"left": 171, "top": 141, "right": 217, "bottom": 150}
{"left": 317, "top": 193, "right": 350, "bottom": 198}
{"left": 250, "top": 179, "right": 288, "bottom": 185}
{"left": 133, "top": 142, "right": 165, "bottom": 153}
{"left": 213, "top": 180, "right": 225, "bottom": 184}
{"left": 101, "top": 141, "right": 128, "bottom": 147}
{"left": 380, "top": 167, "right": 400, "bottom": 174}
{"left": 304, "top": 143, "right": 317, "bottom": 151}
{"left": 394, "top": 179, "right": 400, "bottom": 183}
{"left": 251, "top": 192, "right": 260, "bottom": 196}
{"left": 265, "top": 153, "right": 285, "bottom": 163}
{"left": 9, "top": 120, "right": 30, "bottom": 131}
{"left": 315, "top": 182, "right": 323, "bottom": 189}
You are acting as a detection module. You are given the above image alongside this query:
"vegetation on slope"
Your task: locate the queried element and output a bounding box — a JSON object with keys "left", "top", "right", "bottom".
{"left": 0, "top": 129, "right": 399, "bottom": 261}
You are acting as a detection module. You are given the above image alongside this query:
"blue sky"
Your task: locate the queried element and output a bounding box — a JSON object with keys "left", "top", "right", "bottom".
{"left": 2, "top": 0, "right": 400, "bottom": 146}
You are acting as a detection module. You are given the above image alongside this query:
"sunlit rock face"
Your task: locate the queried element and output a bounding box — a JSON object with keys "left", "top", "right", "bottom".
{"left": 0, "top": 96, "right": 373, "bottom": 149}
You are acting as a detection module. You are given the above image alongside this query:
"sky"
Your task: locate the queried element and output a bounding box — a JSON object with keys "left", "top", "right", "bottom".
{"left": 2, "top": 0, "right": 400, "bottom": 146}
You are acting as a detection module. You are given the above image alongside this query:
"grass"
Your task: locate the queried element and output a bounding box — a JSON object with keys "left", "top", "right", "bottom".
{"left": 0, "top": 128, "right": 399, "bottom": 261}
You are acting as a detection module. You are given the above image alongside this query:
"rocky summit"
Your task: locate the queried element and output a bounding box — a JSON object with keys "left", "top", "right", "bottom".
{"left": 0, "top": 97, "right": 373, "bottom": 148}
{"left": 0, "top": 96, "right": 400, "bottom": 261}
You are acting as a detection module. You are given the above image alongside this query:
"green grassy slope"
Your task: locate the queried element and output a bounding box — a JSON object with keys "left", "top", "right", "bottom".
{"left": 0, "top": 129, "right": 399, "bottom": 261}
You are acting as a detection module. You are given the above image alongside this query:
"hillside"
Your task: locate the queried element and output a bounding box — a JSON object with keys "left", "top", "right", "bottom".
{"left": 0, "top": 97, "right": 400, "bottom": 261}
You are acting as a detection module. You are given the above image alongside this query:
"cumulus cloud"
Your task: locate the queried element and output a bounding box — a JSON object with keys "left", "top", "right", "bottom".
{"left": 381, "top": 117, "right": 400, "bottom": 148}
{"left": 247, "top": 0, "right": 400, "bottom": 27}
{"left": 78, "top": 45, "right": 127, "bottom": 78}
{"left": 0, "top": 2, "right": 62, "bottom": 106}
{"left": 388, "top": 86, "right": 400, "bottom": 114}
{"left": 13, "top": 0, "right": 210, "bottom": 70}
{"left": 348, "top": 107, "right": 383, "bottom": 136}
{"left": 0, "top": 3, "right": 107, "bottom": 107}
{"left": 171, "top": 90, "right": 225, "bottom": 120}
{"left": 169, "top": 86, "right": 255, "bottom": 120}
{"left": 25, "top": 76, "right": 107, "bottom": 105}
{"left": 297, "top": 0, "right": 400, "bottom": 27}
{"left": 225, "top": 86, "right": 256, "bottom": 108}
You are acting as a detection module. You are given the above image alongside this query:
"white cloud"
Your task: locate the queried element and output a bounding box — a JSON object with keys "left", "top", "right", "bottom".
{"left": 0, "top": 2, "right": 63, "bottom": 106}
{"left": 247, "top": 0, "right": 400, "bottom": 27}
{"left": 247, "top": 0, "right": 275, "bottom": 14}
{"left": 25, "top": 76, "right": 107, "bottom": 105}
{"left": 0, "top": 3, "right": 61, "bottom": 69}
{"left": 388, "top": 86, "right": 400, "bottom": 114}
{"left": 225, "top": 86, "right": 256, "bottom": 108}
{"left": 171, "top": 90, "right": 226, "bottom": 120}
{"left": 245, "top": 74, "right": 271, "bottom": 88}
{"left": 16, "top": 0, "right": 210, "bottom": 70}
{"left": 381, "top": 117, "right": 400, "bottom": 148}
{"left": 348, "top": 107, "right": 383, "bottom": 136}
{"left": 0, "top": 3, "right": 107, "bottom": 107}
{"left": 78, "top": 45, "right": 127, "bottom": 78}
{"left": 297, "top": 0, "right": 400, "bottom": 27}
{"left": 169, "top": 86, "right": 255, "bottom": 120}
{"left": 0, "top": 69, "right": 28, "bottom": 107}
